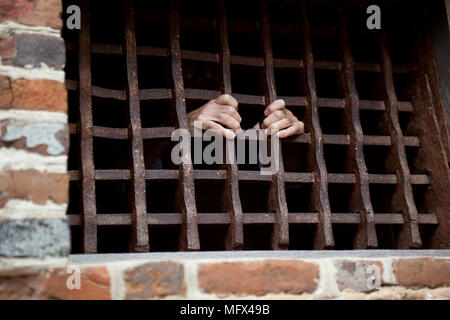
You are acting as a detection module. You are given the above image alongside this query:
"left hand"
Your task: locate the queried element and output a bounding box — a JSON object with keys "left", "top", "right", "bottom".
{"left": 256, "top": 99, "right": 304, "bottom": 138}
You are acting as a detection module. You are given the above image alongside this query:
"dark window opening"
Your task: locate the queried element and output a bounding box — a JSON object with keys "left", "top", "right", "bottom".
{"left": 63, "top": 0, "right": 449, "bottom": 253}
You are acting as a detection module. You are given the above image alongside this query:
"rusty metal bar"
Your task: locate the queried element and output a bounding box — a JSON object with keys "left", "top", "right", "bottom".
{"left": 78, "top": 0, "right": 97, "bottom": 253}
{"left": 218, "top": 0, "right": 244, "bottom": 250}
{"left": 408, "top": 73, "right": 450, "bottom": 248}
{"left": 299, "top": 0, "right": 334, "bottom": 249}
{"left": 66, "top": 79, "right": 414, "bottom": 112}
{"left": 337, "top": 7, "right": 378, "bottom": 249}
{"left": 169, "top": 0, "right": 200, "bottom": 251}
{"left": 67, "top": 212, "right": 438, "bottom": 227}
{"left": 259, "top": 0, "right": 289, "bottom": 249}
{"left": 123, "top": 0, "right": 149, "bottom": 252}
{"left": 380, "top": 33, "right": 422, "bottom": 248}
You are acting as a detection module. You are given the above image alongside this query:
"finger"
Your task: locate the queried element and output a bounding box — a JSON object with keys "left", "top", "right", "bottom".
{"left": 266, "top": 117, "right": 292, "bottom": 133}
{"left": 264, "top": 99, "right": 286, "bottom": 116}
{"left": 209, "top": 111, "right": 241, "bottom": 129}
{"left": 215, "top": 94, "right": 238, "bottom": 109}
{"left": 261, "top": 109, "right": 288, "bottom": 128}
{"left": 204, "top": 120, "right": 236, "bottom": 139}
{"left": 213, "top": 103, "right": 242, "bottom": 123}
{"left": 277, "top": 121, "right": 305, "bottom": 138}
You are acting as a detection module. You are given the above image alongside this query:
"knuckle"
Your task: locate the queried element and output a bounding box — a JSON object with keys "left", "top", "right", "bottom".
{"left": 275, "top": 110, "right": 285, "bottom": 118}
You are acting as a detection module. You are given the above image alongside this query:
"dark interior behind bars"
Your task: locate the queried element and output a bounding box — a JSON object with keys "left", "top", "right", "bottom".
{"left": 63, "top": 0, "right": 449, "bottom": 253}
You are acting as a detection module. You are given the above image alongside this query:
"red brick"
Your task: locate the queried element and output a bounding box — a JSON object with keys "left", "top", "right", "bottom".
{"left": 0, "top": 37, "right": 16, "bottom": 59}
{"left": 0, "top": 0, "right": 63, "bottom": 29}
{"left": 0, "top": 78, "right": 67, "bottom": 112}
{"left": 0, "top": 274, "right": 46, "bottom": 299}
{"left": 394, "top": 258, "right": 450, "bottom": 288}
{"left": 0, "top": 170, "right": 68, "bottom": 207}
{"left": 0, "top": 76, "right": 12, "bottom": 109}
{"left": 198, "top": 260, "right": 319, "bottom": 296}
{"left": 41, "top": 267, "right": 111, "bottom": 300}
{"left": 124, "top": 262, "right": 186, "bottom": 299}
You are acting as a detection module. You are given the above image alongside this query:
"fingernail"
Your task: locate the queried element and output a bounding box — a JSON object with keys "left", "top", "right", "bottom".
{"left": 265, "top": 128, "right": 271, "bottom": 135}
{"left": 277, "top": 131, "right": 283, "bottom": 138}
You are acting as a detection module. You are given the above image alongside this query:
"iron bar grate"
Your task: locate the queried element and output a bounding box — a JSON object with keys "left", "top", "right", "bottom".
{"left": 63, "top": 0, "right": 449, "bottom": 252}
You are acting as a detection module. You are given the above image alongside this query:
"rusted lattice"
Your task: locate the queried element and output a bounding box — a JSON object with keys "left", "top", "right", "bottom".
{"left": 64, "top": 0, "right": 449, "bottom": 252}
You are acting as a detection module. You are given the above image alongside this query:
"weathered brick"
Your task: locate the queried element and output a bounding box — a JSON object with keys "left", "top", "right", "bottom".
{"left": 1, "top": 33, "right": 65, "bottom": 70}
{"left": 198, "top": 260, "right": 319, "bottom": 296}
{"left": 0, "top": 122, "right": 69, "bottom": 156}
{"left": 41, "top": 267, "right": 111, "bottom": 300}
{"left": 335, "top": 260, "right": 384, "bottom": 292}
{"left": 394, "top": 258, "right": 450, "bottom": 288}
{"left": 0, "top": 36, "right": 16, "bottom": 59}
{"left": 0, "top": 170, "right": 68, "bottom": 207}
{"left": 0, "top": 219, "right": 70, "bottom": 258}
{"left": 0, "top": 78, "right": 67, "bottom": 112}
{"left": 124, "top": 262, "right": 186, "bottom": 299}
{"left": 0, "top": 76, "right": 12, "bottom": 109}
{"left": 0, "top": 266, "right": 111, "bottom": 300}
{"left": 0, "top": 0, "right": 63, "bottom": 29}
{"left": 0, "top": 273, "right": 45, "bottom": 299}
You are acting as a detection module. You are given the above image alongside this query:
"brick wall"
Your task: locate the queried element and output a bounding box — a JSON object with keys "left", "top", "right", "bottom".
{"left": 0, "top": 0, "right": 70, "bottom": 259}
{"left": 0, "top": 1, "right": 449, "bottom": 301}
{"left": 0, "top": 252, "right": 449, "bottom": 300}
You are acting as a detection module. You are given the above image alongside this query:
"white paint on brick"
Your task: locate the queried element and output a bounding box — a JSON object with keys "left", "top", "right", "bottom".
{"left": 0, "top": 256, "right": 67, "bottom": 277}
{"left": 0, "top": 64, "right": 64, "bottom": 82}
{"left": 0, "top": 21, "right": 60, "bottom": 38}
{"left": 3, "top": 122, "right": 66, "bottom": 155}
{"left": 106, "top": 263, "right": 126, "bottom": 300}
{"left": 0, "top": 147, "right": 66, "bottom": 173}
{"left": 0, "top": 109, "right": 67, "bottom": 124}
{"left": 0, "top": 199, "right": 67, "bottom": 222}
{"left": 184, "top": 260, "right": 210, "bottom": 300}
{"left": 313, "top": 259, "right": 340, "bottom": 299}
{"left": 381, "top": 258, "right": 396, "bottom": 285}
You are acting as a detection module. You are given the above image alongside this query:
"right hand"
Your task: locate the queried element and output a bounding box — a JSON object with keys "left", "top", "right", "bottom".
{"left": 187, "top": 94, "right": 241, "bottom": 139}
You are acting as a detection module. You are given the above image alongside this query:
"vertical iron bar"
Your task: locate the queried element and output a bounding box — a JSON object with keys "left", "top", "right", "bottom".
{"left": 124, "top": 0, "right": 149, "bottom": 252}
{"left": 299, "top": 0, "right": 334, "bottom": 249}
{"left": 259, "top": 0, "right": 289, "bottom": 249}
{"left": 169, "top": 0, "right": 200, "bottom": 250}
{"left": 380, "top": 33, "right": 422, "bottom": 248}
{"left": 218, "top": 0, "right": 244, "bottom": 250}
{"left": 78, "top": 0, "right": 97, "bottom": 253}
{"left": 337, "top": 7, "right": 378, "bottom": 248}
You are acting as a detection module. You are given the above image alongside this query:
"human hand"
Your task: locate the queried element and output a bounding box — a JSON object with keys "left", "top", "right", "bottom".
{"left": 257, "top": 99, "right": 304, "bottom": 138}
{"left": 187, "top": 94, "right": 241, "bottom": 139}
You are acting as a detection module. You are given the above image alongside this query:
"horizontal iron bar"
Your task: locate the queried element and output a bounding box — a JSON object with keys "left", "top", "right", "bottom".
{"left": 68, "top": 169, "right": 430, "bottom": 186}
{"left": 65, "top": 41, "right": 414, "bottom": 74}
{"left": 66, "top": 212, "right": 438, "bottom": 226}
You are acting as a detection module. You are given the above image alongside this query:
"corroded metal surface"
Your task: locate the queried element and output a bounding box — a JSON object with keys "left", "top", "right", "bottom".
{"left": 78, "top": 0, "right": 97, "bottom": 254}
{"left": 169, "top": 0, "right": 200, "bottom": 251}
{"left": 259, "top": 0, "right": 289, "bottom": 249}
{"left": 218, "top": 0, "right": 244, "bottom": 250}
{"left": 380, "top": 33, "right": 422, "bottom": 249}
{"left": 69, "top": 0, "right": 448, "bottom": 252}
{"left": 299, "top": 0, "right": 334, "bottom": 249}
{"left": 124, "top": 0, "right": 149, "bottom": 252}
{"left": 337, "top": 7, "right": 377, "bottom": 249}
